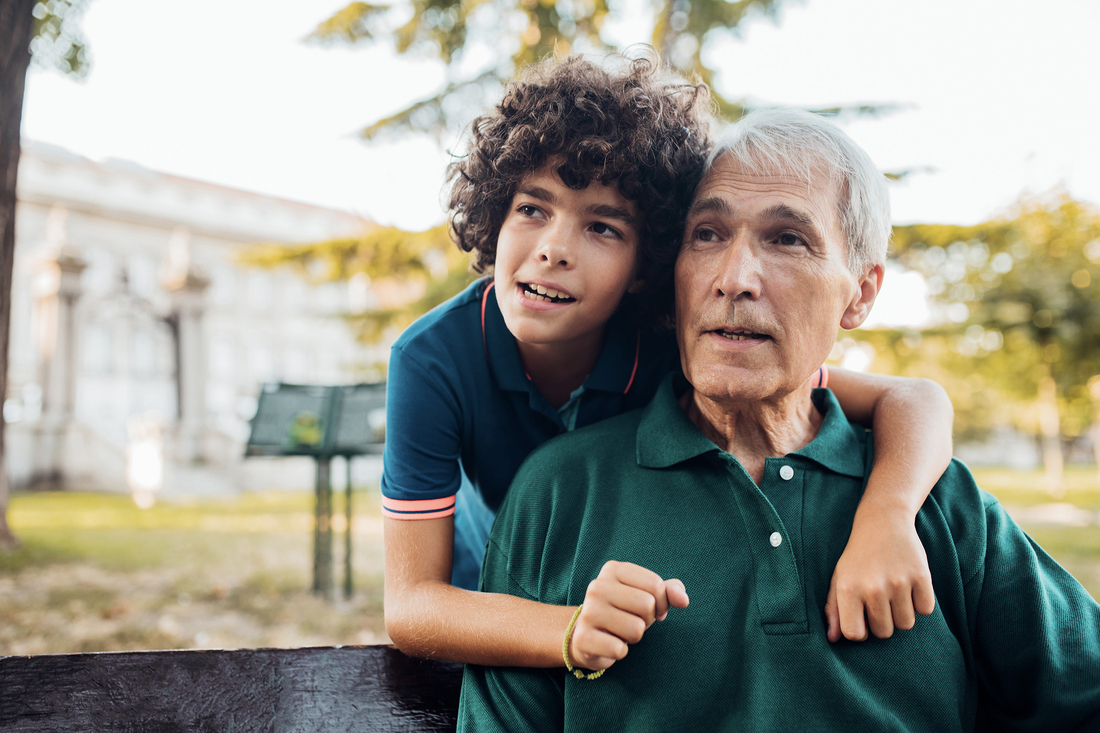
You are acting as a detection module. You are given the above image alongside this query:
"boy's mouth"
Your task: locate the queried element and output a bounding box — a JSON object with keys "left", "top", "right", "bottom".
{"left": 520, "top": 283, "right": 575, "bottom": 303}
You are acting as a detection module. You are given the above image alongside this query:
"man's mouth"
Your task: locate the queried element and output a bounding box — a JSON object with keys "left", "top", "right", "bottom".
{"left": 520, "top": 283, "right": 575, "bottom": 303}
{"left": 714, "top": 328, "right": 770, "bottom": 341}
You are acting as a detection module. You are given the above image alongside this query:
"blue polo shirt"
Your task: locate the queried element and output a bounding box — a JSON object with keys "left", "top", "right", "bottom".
{"left": 381, "top": 279, "right": 681, "bottom": 588}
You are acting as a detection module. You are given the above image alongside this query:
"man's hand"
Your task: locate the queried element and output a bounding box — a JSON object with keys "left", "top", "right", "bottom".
{"left": 824, "top": 508, "right": 936, "bottom": 642}
{"left": 568, "top": 561, "right": 689, "bottom": 671}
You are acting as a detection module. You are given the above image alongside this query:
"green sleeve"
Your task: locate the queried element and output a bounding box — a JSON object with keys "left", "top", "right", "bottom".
{"left": 972, "top": 496, "right": 1100, "bottom": 731}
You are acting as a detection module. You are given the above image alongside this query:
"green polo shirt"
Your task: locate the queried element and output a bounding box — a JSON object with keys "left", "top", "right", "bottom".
{"left": 458, "top": 375, "right": 1100, "bottom": 732}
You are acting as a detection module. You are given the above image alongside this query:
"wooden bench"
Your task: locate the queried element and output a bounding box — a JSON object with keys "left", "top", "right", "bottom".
{"left": 0, "top": 645, "right": 463, "bottom": 732}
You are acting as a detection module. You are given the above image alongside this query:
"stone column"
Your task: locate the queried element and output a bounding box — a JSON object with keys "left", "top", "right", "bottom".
{"left": 162, "top": 228, "right": 209, "bottom": 464}
{"left": 30, "top": 206, "right": 86, "bottom": 486}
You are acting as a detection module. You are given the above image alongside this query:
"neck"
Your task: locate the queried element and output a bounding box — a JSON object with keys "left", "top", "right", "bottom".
{"left": 680, "top": 382, "right": 822, "bottom": 485}
{"left": 516, "top": 331, "right": 604, "bottom": 409}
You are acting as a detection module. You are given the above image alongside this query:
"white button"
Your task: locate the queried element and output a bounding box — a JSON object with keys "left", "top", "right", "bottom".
{"left": 779, "top": 465, "right": 794, "bottom": 480}
{"left": 769, "top": 532, "right": 783, "bottom": 547}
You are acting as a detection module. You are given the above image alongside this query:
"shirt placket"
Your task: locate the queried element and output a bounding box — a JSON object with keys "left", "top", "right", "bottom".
{"left": 723, "top": 455, "right": 808, "bottom": 635}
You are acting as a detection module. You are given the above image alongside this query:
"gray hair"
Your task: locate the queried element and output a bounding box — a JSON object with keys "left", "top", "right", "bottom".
{"left": 705, "top": 107, "right": 891, "bottom": 273}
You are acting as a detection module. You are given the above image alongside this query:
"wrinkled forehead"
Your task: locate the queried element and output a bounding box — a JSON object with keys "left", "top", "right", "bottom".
{"left": 692, "top": 152, "right": 845, "bottom": 229}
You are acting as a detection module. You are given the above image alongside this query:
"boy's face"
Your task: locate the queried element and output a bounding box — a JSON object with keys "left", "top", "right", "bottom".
{"left": 494, "top": 162, "right": 642, "bottom": 354}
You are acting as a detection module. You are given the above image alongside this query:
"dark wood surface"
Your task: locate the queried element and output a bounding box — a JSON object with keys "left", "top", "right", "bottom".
{"left": 0, "top": 645, "right": 463, "bottom": 732}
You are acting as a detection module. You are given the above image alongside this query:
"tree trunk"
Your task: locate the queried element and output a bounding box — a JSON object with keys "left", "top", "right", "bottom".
{"left": 1038, "top": 373, "right": 1064, "bottom": 498}
{"left": 0, "top": 0, "right": 38, "bottom": 550}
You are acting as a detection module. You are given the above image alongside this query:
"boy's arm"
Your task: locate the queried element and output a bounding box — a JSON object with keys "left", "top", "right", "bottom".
{"left": 825, "top": 368, "right": 953, "bottom": 642}
{"left": 385, "top": 518, "right": 685, "bottom": 668}
{"left": 384, "top": 516, "right": 575, "bottom": 666}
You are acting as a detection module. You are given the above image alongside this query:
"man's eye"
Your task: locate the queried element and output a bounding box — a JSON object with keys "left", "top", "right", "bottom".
{"left": 590, "top": 222, "right": 622, "bottom": 238}
{"left": 776, "top": 232, "right": 806, "bottom": 247}
{"left": 695, "top": 228, "right": 719, "bottom": 242}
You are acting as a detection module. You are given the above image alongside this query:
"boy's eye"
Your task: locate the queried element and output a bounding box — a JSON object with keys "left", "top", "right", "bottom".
{"left": 776, "top": 232, "right": 807, "bottom": 247}
{"left": 590, "top": 221, "right": 622, "bottom": 239}
{"left": 517, "top": 204, "right": 544, "bottom": 218}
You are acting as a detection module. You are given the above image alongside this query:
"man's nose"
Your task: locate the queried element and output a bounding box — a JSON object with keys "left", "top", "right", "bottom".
{"left": 714, "top": 235, "right": 762, "bottom": 300}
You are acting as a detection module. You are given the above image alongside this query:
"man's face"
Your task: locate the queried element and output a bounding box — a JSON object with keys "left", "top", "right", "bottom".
{"left": 675, "top": 154, "right": 882, "bottom": 405}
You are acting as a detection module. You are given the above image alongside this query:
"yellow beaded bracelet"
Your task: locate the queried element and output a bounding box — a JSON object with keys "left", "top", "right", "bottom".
{"left": 562, "top": 604, "right": 605, "bottom": 680}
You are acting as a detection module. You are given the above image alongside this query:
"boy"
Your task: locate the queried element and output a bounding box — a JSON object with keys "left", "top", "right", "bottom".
{"left": 381, "top": 53, "right": 953, "bottom": 669}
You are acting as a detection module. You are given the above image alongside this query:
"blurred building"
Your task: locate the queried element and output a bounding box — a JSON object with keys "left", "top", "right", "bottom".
{"left": 5, "top": 141, "right": 383, "bottom": 495}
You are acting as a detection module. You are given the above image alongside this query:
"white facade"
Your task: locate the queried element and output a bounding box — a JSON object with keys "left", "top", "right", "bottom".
{"left": 5, "top": 141, "right": 384, "bottom": 494}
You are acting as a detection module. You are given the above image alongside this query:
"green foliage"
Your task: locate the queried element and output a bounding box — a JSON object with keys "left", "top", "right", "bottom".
{"left": 307, "top": 0, "right": 800, "bottom": 141}
{"left": 891, "top": 192, "right": 1100, "bottom": 439}
{"left": 30, "top": 0, "right": 89, "bottom": 77}
{"left": 240, "top": 223, "right": 477, "bottom": 346}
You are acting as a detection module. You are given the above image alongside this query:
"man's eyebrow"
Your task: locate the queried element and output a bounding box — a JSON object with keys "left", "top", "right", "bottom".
{"left": 761, "top": 203, "right": 817, "bottom": 229}
{"left": 686, "top": 196, "right": 735, "bottom": 218}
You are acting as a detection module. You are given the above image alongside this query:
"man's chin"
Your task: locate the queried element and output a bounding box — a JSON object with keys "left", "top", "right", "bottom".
{"left": 687, "top": 371, "right": 781, "bottom": 405}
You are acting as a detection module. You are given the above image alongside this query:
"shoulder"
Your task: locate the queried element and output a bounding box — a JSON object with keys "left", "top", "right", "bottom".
{"left": 495, "top": 409, "right": 644, "bottom": 532}
{"left": 392, "top": 278, "right": 488, "bottom": 356}
{"left": 921, "top": 458, "right": 1004, "bottom": 583}
{"left": 517, "top": 409, "right": 643, "bottom": 484}
{"left": 486, "top": 410, "right": 645, "bottom": 602}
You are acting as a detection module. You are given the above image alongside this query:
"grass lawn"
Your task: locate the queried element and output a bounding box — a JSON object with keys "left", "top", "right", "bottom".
{"left": 0, "top": 488, "right": 388, "bottom": 655}
{"left": 0, "top": 465, "right": 1097, "bottom": 655}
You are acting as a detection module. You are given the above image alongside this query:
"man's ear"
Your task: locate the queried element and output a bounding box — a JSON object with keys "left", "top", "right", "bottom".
{"left": 840, "top": 263, "right": 884, "bottom": 330}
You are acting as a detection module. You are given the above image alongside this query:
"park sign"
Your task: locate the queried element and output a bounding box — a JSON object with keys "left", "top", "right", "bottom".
{"left": 245, "top": 382, "right": 386, "bottom": 600}
{"left": 245, "top": 383, "right": 386, "bottom": 458}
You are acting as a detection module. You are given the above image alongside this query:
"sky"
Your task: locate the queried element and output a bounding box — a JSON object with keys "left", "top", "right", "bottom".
{"left": 19, "top": 0, "right": 1100, "bottom": 327}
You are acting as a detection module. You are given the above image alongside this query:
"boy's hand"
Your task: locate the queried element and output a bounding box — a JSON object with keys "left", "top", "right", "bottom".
{"left": 568, "top": 561, "right": 689, "bottom": 671}
{"left": 824, "top": 508, "right": 936, "bottom": 642}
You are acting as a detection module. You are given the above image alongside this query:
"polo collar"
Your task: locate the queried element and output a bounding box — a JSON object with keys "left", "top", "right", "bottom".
{"left": 481, "top": 280, "right": 641, "bottom": 395}
{"left": 481, "top": 281, "right": 530, "bottom": 393}
{"left": 637, "top": 374, "right": 867, "bottom": 478}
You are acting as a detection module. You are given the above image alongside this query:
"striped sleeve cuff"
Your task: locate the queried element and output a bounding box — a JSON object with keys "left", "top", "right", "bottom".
{"left": 381, "top": 494, "right": 457, "bottom": 520}
{"left": 816, "top": 365, "right": 829, "bottom": 389}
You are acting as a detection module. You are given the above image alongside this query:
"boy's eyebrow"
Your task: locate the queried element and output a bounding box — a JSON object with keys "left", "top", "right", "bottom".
{"left": 517, "top": 185, "right": 558, "bottom": 205}
{"left": 516, "top": 185, "right": 638, "bottom": 228}
{"left": 587, "top": 203, "right": 637, "bottom": 228}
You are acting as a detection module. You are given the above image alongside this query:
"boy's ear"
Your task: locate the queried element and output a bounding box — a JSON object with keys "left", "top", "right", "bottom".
{"left": 840, "top": 263, "right": 883, "bottom": 330}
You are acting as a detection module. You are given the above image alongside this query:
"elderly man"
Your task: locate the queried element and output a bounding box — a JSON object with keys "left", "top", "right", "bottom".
{"left": 457, "top": 109, "right": 1100, "bottom": 732}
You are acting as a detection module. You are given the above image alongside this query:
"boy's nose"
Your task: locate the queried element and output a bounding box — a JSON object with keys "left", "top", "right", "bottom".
{"left": 535, "top": 229, "right": 573, "bottom": 267}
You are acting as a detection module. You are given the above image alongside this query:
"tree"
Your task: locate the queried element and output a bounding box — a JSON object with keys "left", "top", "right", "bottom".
{"left": 891, "top": 192, "right": 1100, "bottom": 493}
{"left": 306, "top": 0, "right": 901, "bottom": 143}
{"left": 0, "top": 0, "right": 89, "bottom": 549}
{"left": 240, "top": 223, "right": 475, "bottom": 358}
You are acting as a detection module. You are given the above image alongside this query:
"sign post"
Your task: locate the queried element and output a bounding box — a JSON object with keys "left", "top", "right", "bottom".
{"left": 245, "top": 383, "right": 386, "bottom": 600}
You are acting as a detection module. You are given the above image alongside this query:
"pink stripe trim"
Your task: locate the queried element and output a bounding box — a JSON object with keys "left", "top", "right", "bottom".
{"left": 817, "top": 365, "right": 829, "bottom": 389}
{"left": 382, "top": 506, "right": 456, "bottom": 520}
{"left": 481, "top": 281, "right": 495, "bottom": 364}
{"left": 382, "top": 495, "right": 457, "bottom": 512}
{"left": 623, "top": 328, "right": 640, "bottom": 394}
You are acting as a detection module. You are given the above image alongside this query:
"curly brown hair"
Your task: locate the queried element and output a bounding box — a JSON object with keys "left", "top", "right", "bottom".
{"left": 447, "top": 52, "right": 713, "bottom": 314}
